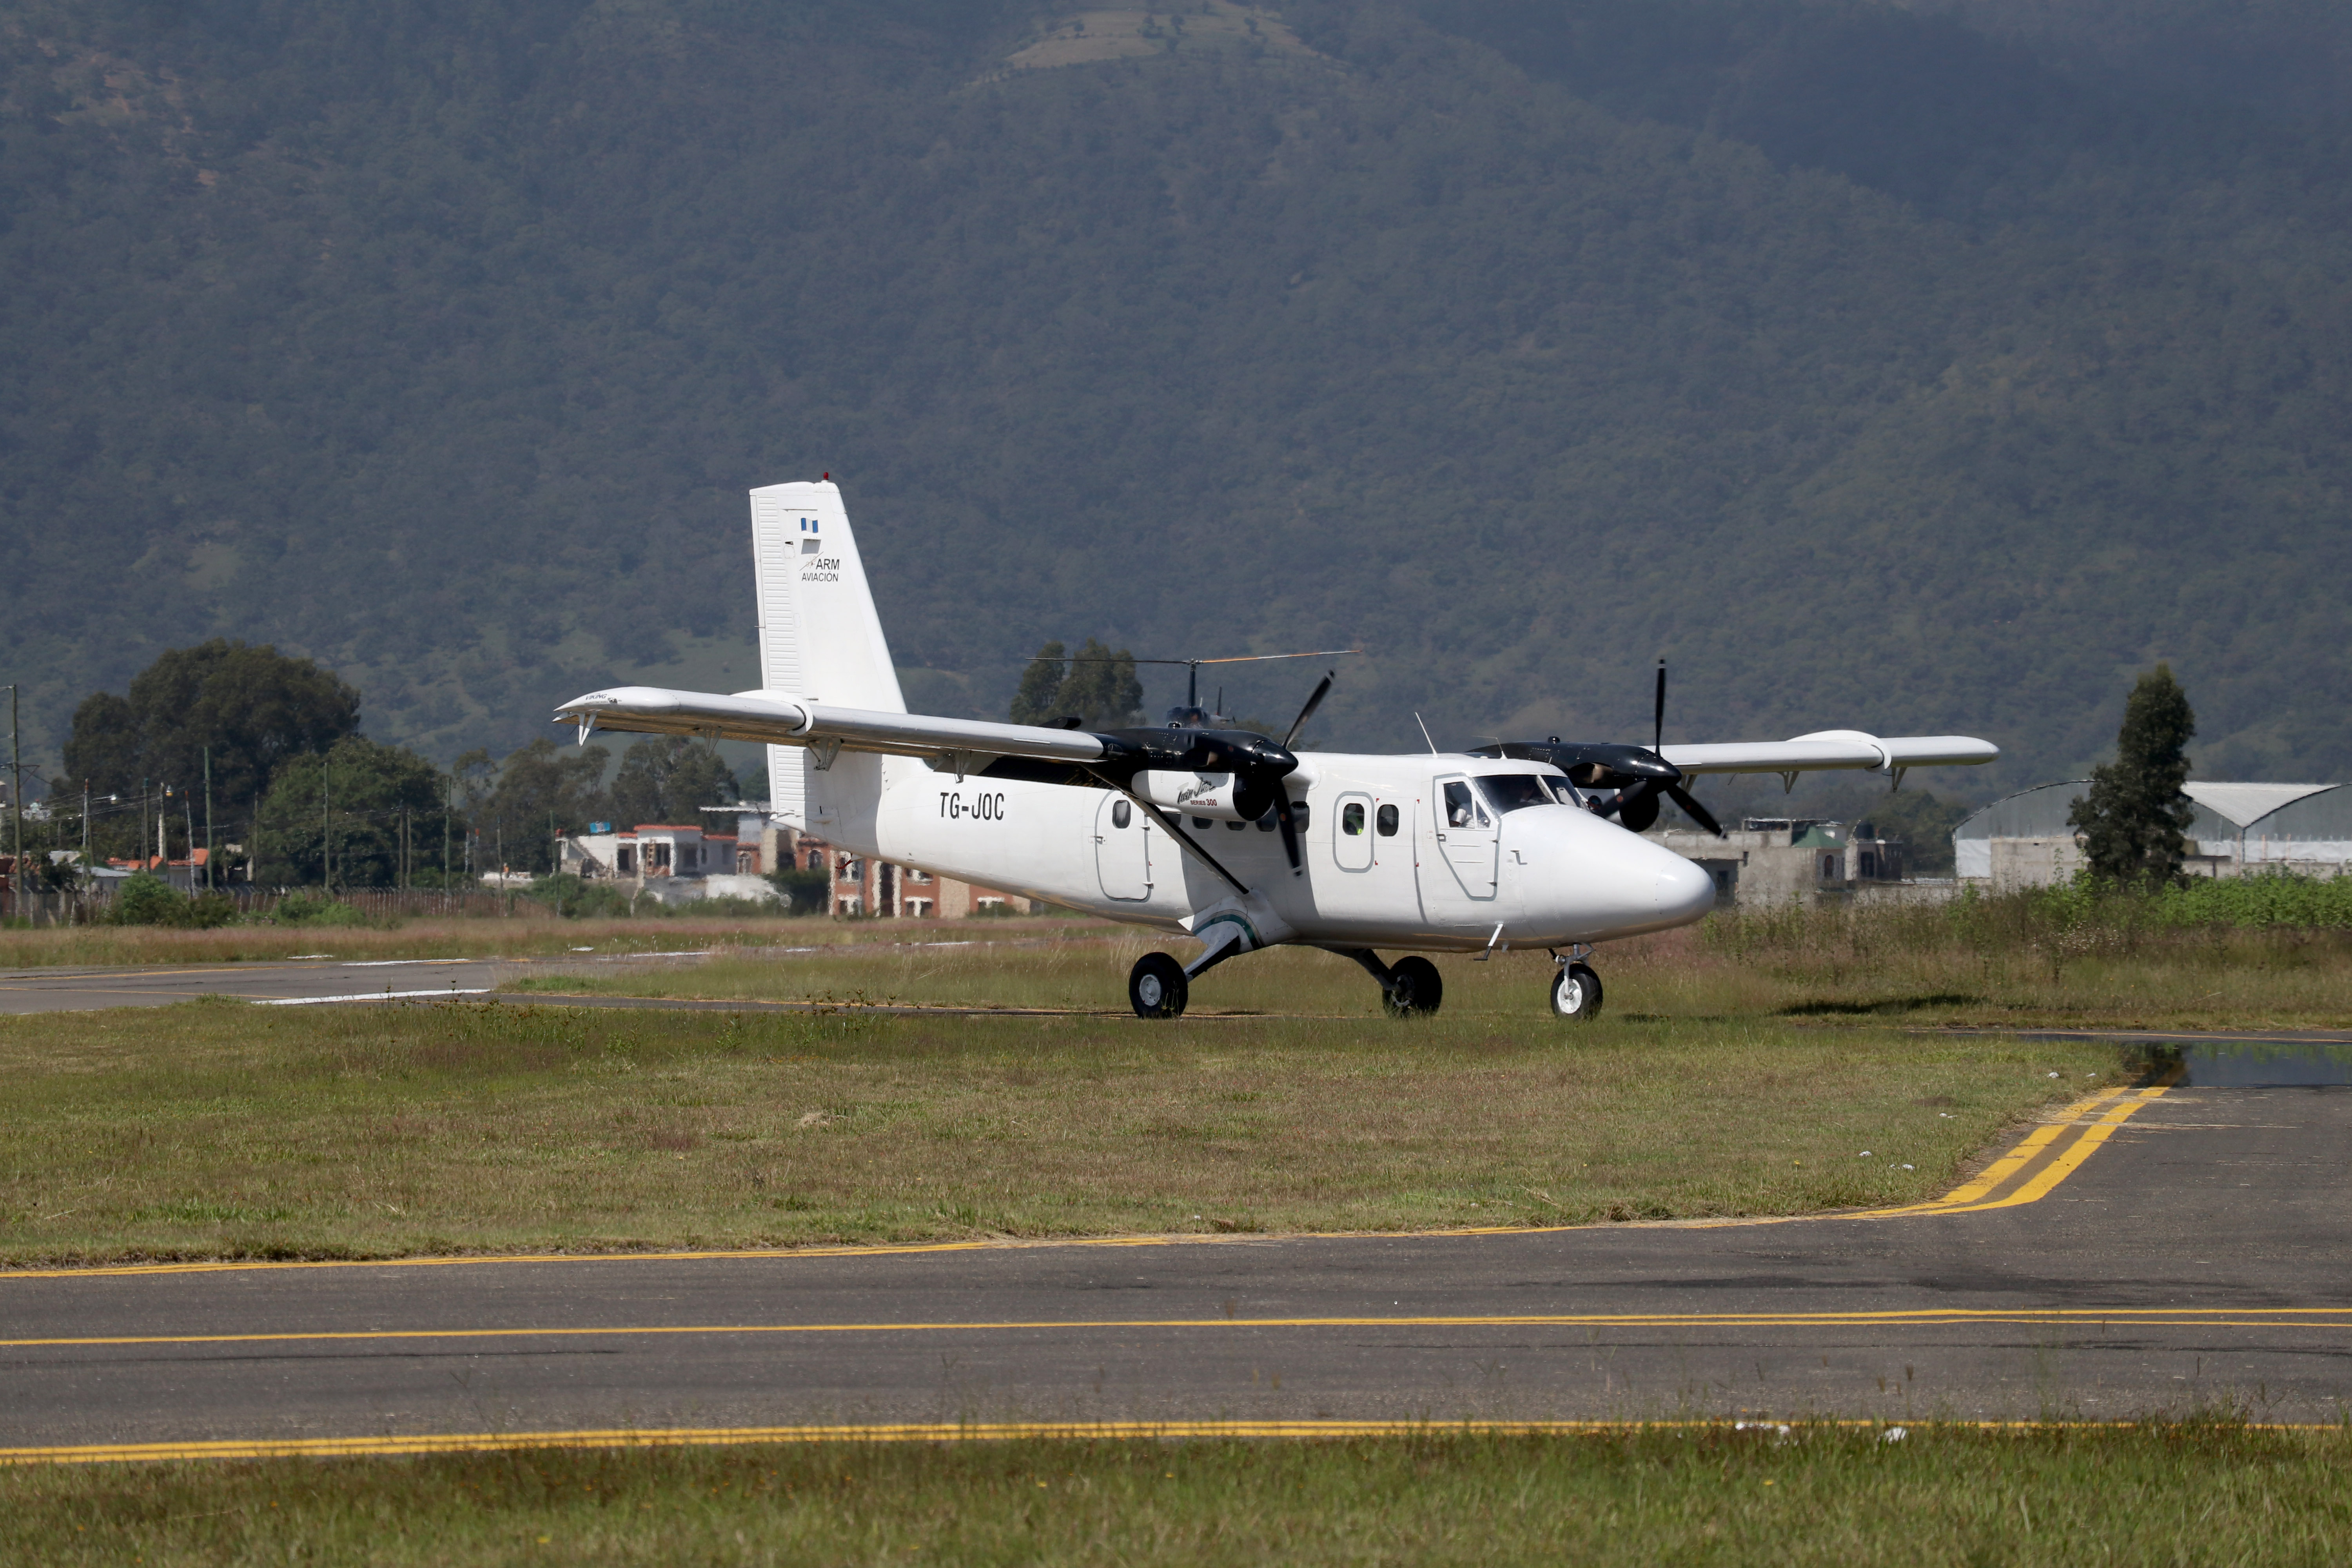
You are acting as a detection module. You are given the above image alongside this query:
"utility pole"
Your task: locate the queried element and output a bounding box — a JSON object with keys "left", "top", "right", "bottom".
{"left": 203, "top": 748, "right": 213, "bottom": 893}
{"left": 81, "top": 784, "right": 90, "bottom": 895}
{"left": 183, "top": 795, "right": 195, "bottom": 889}
{"left": 140, "top": 777, "right": 150, "bottom": 871}
{"left": 8, "top": 684, "right": 19, "bottom": 918}
{"left": 321, "top": 757, "right": 331, "bottom": 892}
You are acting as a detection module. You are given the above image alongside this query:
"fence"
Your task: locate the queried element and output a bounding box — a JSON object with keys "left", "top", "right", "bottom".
{"left": 0, "top": 884, "right": 559, "bottom": 926}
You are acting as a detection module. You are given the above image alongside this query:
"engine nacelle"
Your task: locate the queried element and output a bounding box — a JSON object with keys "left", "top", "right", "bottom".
{"left": 1135, "top": 770, "right": 1275, "bottom": 823}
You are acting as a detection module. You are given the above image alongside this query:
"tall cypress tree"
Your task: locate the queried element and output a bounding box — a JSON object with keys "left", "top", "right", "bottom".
{"left": 1007, "top": 641, "right": 1069, "bottom": 727}
{"left": 2069, "top": 665, "right": 2197, "bottom": 886}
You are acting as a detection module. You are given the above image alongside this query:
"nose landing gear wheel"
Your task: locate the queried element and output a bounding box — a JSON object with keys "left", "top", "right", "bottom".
{"left": 1549, "top": 962, "right": 1602, "bottom": 1020}
{"left": 1383, "top": 955, "right": 1443, "bottom": 1018}
{"left": 1129, "top": 952, "right": 1189, "bottom": 1019}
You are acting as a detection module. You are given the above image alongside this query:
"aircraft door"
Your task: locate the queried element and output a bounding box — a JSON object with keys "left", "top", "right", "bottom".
{"left": 1431, "top": 775, "right": 1499, "bottom": 901}
{"left": 1094, "top": 793, "right": 1152, "bottom": 900}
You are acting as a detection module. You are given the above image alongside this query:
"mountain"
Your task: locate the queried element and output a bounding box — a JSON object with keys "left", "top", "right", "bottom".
{"left": 2, "top": 0, "right": 2346, "bottom": 805}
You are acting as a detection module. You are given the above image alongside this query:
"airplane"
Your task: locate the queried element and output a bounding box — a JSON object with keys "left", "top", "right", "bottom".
{"left": 555, "top": 480, "right": 1996, "bottom": 1021}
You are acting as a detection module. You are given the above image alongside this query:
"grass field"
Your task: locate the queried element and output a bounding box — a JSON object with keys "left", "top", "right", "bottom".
{"left": 0, "top": 912, "right": 1086, "bottom": 968}
{"left": 0, "top": 984, "right": 2114, "bottom": 1265}
{"left": 5, "top": 1426, "right": 2347, "bottom": 1564}
{"left": 503, "top": 916, "right": 2352, "bottom": 1032}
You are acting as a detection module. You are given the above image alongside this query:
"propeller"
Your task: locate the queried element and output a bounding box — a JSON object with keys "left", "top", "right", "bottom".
{"left": 1473, "top": 663, "right": 1722, "bottom": 837}
{"left": 1092, "top": 669, "right": 1334, "bottom": 877}
{"left": 1601, "top": 661, "right": 1722, "bottom": 835}
{"left": 1268, "top": 671, "right": 1334, "bottom": 873}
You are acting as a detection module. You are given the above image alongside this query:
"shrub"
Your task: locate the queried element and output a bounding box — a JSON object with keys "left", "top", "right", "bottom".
{"left": 183, "top": 891, "right": 240, "bottom": 929}
{"left": 110, "top": 873, "right": 189, "bottom": 926}
{"left": 686, "top": 893, "right": 787, "bottom": 918}
{"left": 766, "top": 867, "right": 830, "bottom": 915}
{"left": 269, "top": 890, "right": 367, "bottom": 926}
{"left": 105, "top": 875, "right": 241, "bottom": 928}
{"left": 524, "top": 873, "right": 642, "bottom": 919}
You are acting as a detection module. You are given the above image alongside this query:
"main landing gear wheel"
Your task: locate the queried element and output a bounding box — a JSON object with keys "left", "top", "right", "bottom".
{"left": 1383, "top": 955, "right": 1444, "bottom": 1019}
{"left": 1550, "top": 962, "right": 1602, "bottom": 1020}
{"left": 1129, "top": 952, "right": 1189, "bottom": 1020}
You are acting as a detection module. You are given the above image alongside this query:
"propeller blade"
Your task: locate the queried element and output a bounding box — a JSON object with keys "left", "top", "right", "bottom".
{"left": 1653, "top": 659, "right": 1667, "bottom": 753}
{"left": 1666, "top": 782, "right": 1724, "bottom": 838}
{"left": 1281, "top": 671, "right": 1335, "bottom": 750}
{"left": 1273, "top": 794, "right": 1303, "bottom": 874}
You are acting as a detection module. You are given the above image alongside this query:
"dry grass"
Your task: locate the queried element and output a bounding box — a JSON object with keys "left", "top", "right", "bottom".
{"left": 5, "top": 1425, "right": 2349, "bottom": 1564}
{"left": 0, "top": 913, "right": 1097, "bottom": 968}
{"left": 505, "top": 920, "right": 2352, "bottom": 1031}
{"left": 0, "top": 991, "right": 2112, "bottom": 1266}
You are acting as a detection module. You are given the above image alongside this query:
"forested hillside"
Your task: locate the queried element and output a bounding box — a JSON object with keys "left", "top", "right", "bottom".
{"left": 2, "top": 0, "right": 2345, "bottom": 802}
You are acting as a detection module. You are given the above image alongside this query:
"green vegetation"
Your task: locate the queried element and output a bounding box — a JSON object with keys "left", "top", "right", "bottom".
{"left": 0, "top": 975, "right": 2115, "bottom": 1265}
{"left": 1009, "top": 639, "right": 1148, "bottom": 728}
{"left": 2071, "top": 665, "right": 2200, "bottom": 885}
{"left": 104, "top": 872, "right": 236, "bottom": 929}
{"left": 2, "top": 1, "right": 2350, "bottom": 788}
{"left": 59, "top": 639, "right": 359, "bottom": 817}
{"left": 1691, "top": 881, "right": 2352, "bottom": 1027}
{"left": 254, "top": 737, "right": 455, "bottom": 888}
{"left": 606, "top": 737, "right": 737, "bottom": 833}
{"left": 5, "top": 1426, "right": 2350, "bottom": 1564}
{"left": 508, "top": 891, "right": 2352, "bottom": 1031}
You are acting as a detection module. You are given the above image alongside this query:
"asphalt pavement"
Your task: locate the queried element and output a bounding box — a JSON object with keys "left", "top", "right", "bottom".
{"left": 3, "top": 1045, "right": 2347, "bottom": 1458}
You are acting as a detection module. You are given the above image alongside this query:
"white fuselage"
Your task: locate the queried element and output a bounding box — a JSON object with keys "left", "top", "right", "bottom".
{"left": 802, "top": 750, "right": 1717, "bottom": 953}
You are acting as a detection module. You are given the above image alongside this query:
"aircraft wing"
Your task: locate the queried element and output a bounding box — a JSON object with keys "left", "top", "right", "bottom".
{"left": 1657, "top": 730, "right": 1998, "bottom": 776}
{"left": 553, "top": 685, "right": 1109, "bottom": 768}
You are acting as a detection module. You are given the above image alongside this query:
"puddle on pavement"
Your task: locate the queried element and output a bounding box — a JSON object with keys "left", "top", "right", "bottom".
{"left": 2156, "top": 1042, "right": 2352, "bottom": 1088}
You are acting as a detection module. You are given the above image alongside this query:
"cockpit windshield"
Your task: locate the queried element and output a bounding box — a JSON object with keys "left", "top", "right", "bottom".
{"left": 1475, "top": 774, "right": 1561, "bottom": 815}
{"left": 1544, "top": 775, "right": 1586, "bottom": 808}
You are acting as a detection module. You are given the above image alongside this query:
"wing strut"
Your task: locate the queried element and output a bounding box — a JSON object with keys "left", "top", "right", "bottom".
{"left": 1089, "top": 769, "right": 1250, "bottom": 897}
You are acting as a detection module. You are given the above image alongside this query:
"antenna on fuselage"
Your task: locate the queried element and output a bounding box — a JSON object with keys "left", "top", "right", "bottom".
{"left": 1414, "top": 713, "right": 1438, "bottom": 754}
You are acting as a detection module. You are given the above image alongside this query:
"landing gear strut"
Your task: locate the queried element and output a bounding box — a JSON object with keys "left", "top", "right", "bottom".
{"left": 1332, "top": 949, "right": 1443, "bottom": 1018}
{"left": 1549, "top": 948, "right": 1602, "bottom": 1020}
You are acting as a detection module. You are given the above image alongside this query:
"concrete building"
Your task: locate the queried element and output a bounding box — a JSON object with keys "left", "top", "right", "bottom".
{"left": 1953, "top": 781, "right": 2352, "bottom": 889}
{"left": 1646, "top": 818, "right": 1912, "bottom": 907}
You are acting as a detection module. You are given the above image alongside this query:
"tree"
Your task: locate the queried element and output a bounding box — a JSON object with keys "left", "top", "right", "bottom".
{"left": 2069, "top": 664, "right": 2197, "bottom": 885}
{"left": 61, "top": 640, "right": 361, "bottom": 809}
{"left": 1008, "top": 641, "right": 1069, "bottom": 726}
{"left": 1007, "top": 639, "right": 1145, "bottom": 729}
{"left": 468, "top": 737, "right": 611, "bottom": 876}
{"left": 254, "top": 737, "right": 456, "bottom": 888}
{"left": 610, "top": 737, "right": 737, "bottom": 829}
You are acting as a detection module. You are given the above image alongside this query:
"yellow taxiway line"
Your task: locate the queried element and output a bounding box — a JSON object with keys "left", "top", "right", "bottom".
{"left": 7, "top": 1304, "right": 2345, "bottom": 1354}
{"left": 5, "top": 1416, "right": 2347, "bottom": 1466}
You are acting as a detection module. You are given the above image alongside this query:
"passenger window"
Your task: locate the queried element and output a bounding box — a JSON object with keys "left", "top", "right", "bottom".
{"left": 1111, "top": 799, "right": 1132, "bottom": 829}
{"left": 1376, "top": 804, "right": 1399, "bottom": 837}
{"left": 1443, "top": 781, "right": 1476, "bottom": 828}
{"left": 1341, "top": 802, "right": 1366, "bottom": 837}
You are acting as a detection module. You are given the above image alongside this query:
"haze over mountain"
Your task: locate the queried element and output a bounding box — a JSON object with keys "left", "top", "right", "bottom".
{"left": 3, "top": 0, "right": 2346, "bottom": 802}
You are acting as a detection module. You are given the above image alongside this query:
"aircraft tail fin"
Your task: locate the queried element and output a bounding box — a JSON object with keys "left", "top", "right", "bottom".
{"left": 749, "top": 479, "right": 905, "bottom": 825}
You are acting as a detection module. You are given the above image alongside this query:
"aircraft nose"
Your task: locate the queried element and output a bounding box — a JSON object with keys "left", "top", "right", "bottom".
{"left": 1653, "top": 849, "right": 1716, "bottom": 923}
